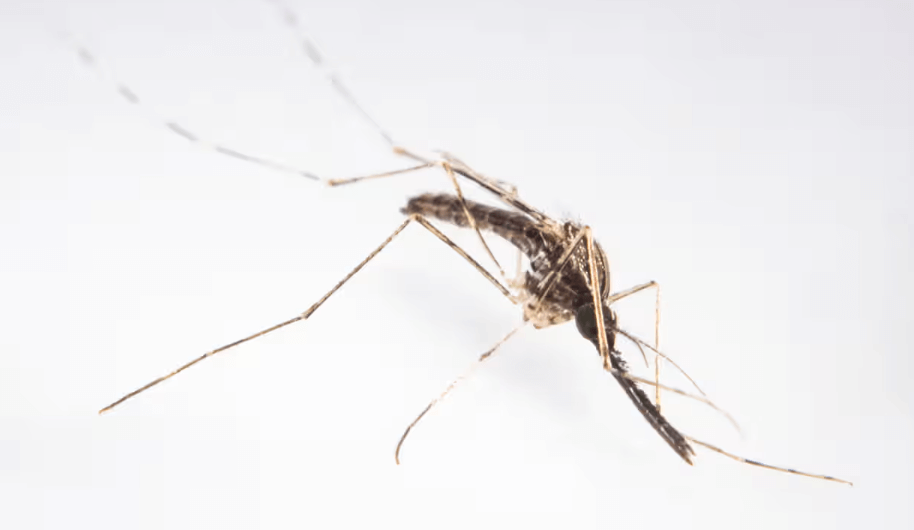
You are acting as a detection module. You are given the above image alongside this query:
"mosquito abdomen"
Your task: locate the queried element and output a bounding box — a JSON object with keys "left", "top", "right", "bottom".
{"left": 402, "top": 193, "right": 551, "bottom": 258}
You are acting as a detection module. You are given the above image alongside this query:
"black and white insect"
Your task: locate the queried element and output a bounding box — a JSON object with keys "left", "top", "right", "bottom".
{"left": 68, "top": 0, "right": 850, "bottom": 485}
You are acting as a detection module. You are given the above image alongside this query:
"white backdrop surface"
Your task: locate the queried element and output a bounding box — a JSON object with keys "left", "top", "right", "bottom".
{"left": 1, "top": 0, "right": 911, "bottom": 528}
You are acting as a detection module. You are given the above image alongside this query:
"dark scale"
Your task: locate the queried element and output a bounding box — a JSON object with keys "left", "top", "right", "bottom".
{"left": 403, "top": 192, "right": 695, "bottom": 464}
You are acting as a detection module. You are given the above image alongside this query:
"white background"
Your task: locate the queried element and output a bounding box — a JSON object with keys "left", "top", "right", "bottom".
{"left": 1, "top": 0, "right": 911, "bottom": 528}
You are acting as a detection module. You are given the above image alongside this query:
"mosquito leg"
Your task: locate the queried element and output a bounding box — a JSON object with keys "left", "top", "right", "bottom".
{"left": 65, "top": 28, "right": 544, "bottom": 242}
{"left": 97, "top": 217, "right": 408, "bottom": 414}
{"left": 385, "top": 147, "right": 552, "bottom": 226}
{"left": 523, "top": 232, "right": 710, "bottom": 416}
{"left": 265, "top": 0, "right": 397, "bottom": 150}
{"left": 395, "top": 324, "right": 526, "bottom": 464}
{"left": 64, "top": 13, "right": 541, "bottom": 224}
{"left": 686, "top": 437, "right": 852, "bottom": 485}
{"left": 653, "top": 284, "right": 662, "bottom": 411}
{"left": 530, "top": 228, "right": 589, "bottom": 304}
{"left": 324, "top": 163, "right": 434, "bottom": 186}
{"left": 582, "top": 228, "right": 613, "bottom": 365}
{"left": 574, "top": 231, "right": 692, "bottom": 463}
{"left": 440, "top": 162, "right": 507, "bottom": 277}
{"left": 436, "top": 153, "right": 548, "bottom": 223}
{"left": 614, "top": 327, "right": 707, "bottom": 396}
{"left": 573, "top": 231, "right": 740, "bottom": 461}
{"left": 437, "top": 151, "right": 519, "bottom": 200}
{"left": 59, "top": 34, "right": 327, "bottom": 182}
{"left": 612, "top": 327, "right": 706, "bottom": 398}
{"left": 265, "top": 0, "right": 469, "bottom": 191}
{"left": 410, "top": 215, "right": 514, "bottom": 303}
{"left": 265, "top": 0, "right": 539, "bottom": 221}
{"left": 522, "top": 229, "right": 704, "bottom": 406}
{"left": 265, "top": 0, "right": 532, "bottom": 216}
{"left": 436, "top": 153, "right": 527, "bottom": 282}
{"left": 63, "top": 36, "right": 478, "bottom": 194}
{"left": 99, "top": 214, "right": 513, "bottom": 414}
{"left": 508, "top": 247, "right": 525, "bottom": 290}
{"left": 605, "top": 281, "right": 664, "bottom": 409}
{"left": 266, "top": 0, "right": 548, "bottom": 282}
{"left": 603, "top": 282, "right": 740, "bottom": 432}
{"left": 333, "top": 159, "right": 510, "bottom": 279}
{"left": 502, "top": 162, "right": 522, "bottom": 287}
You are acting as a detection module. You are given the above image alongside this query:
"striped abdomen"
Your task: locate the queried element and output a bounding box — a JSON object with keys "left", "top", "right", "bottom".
{"left": 401, "top": 193, "right": 556, "bottom": 259}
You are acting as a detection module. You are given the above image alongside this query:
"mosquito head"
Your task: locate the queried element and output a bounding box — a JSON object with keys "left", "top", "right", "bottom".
{"left": 574, "top": 302, "right": 617, "bottom": 353}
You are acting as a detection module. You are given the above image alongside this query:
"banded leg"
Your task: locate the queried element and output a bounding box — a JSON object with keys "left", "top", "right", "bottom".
{"left": 63, "top": 32, "right": 519, "bottom": 282}
{"left": 265, "top": 0, "right": 524, "bottom": 229}
{"left": 60, "top": 33, "right": 327, "bottom": 181}
{"left": 61, "top": 35, "right": 435, "bottom": 187}
{"left": 256, "top": 0, "right": 530, "bottom": 217}
{"left": 266, "top": 0, "right": 534, "bottom": 218}
{"left": 63, "top": 23, "right": 538, "bottom": 283}
{"left": 99, "top": 214, "right": 513, "bottom": 414}
{"left": 687, "top": 437, "right": 852, "bottom": 485}
{"left": 265, "top": 0, "right": 397, "bottom": 150}
{"left": 64, "top": 7, "right": 542, "bottom": 225}
{"left": 266, "top": 0, "right": 544, "bottom": 280}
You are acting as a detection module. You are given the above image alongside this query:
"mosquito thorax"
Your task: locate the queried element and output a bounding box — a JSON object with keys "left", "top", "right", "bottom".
{"left": 574, "top": 303, "right": 617, "bottom": 352}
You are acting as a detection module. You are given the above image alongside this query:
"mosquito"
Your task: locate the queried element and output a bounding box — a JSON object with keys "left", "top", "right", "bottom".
{"left": 65, "top": 0, "right": 851, "bottom": 485}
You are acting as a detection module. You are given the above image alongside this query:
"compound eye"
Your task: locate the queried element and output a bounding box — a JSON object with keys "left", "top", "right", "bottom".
{"left": 575, "top": 303, "right": 599, "bottom": 342}
{"left": 575, "top": 303, "right": 617, "bottom": 353}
